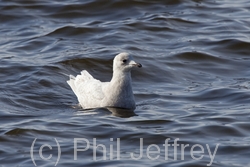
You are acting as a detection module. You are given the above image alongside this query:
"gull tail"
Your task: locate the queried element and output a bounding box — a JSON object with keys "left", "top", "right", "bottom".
{"left": 67, "top": 75, "right": 78, "bottom": 96}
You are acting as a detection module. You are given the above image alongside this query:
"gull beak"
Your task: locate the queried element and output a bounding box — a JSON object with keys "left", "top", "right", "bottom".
{"left": 130, "top": 60, "right": 142, "bottom": 68}
{"left": 136, "top": 63, "right": 142, "bottom": 68}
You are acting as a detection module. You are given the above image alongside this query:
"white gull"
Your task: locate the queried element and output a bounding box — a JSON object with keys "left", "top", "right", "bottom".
{"left": 67, "top": 52, "right": 142, "bottom": 110}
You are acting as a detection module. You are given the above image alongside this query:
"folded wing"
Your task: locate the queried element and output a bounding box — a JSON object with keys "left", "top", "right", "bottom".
{"left": 67, "top": 70, "right": 105, "bottom": 109}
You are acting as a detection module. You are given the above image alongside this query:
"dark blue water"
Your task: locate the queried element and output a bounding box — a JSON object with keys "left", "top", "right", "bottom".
{"left": 1, "top": 0, "right": 250, "bottom": 166}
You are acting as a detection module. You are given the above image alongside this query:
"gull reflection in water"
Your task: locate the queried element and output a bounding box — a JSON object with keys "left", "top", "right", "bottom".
{"left": 74, "top": 107, "right": 137, "bottom": 118}
{"left": 106, "top": 107, "right": 137, "bottom": 118}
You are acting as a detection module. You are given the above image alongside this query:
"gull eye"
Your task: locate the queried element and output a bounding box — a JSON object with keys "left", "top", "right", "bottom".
{"left": 122, "top": 59, "right": 127, "bottom": 63}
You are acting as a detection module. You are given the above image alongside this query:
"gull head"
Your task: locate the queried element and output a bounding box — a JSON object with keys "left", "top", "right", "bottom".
{"left": 113, "top": 52, "right": 142, "bottom": 73}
